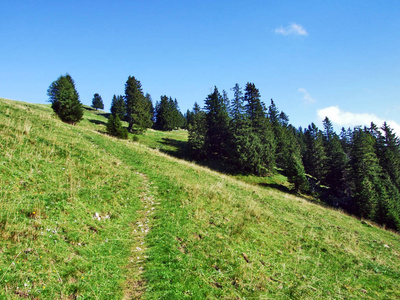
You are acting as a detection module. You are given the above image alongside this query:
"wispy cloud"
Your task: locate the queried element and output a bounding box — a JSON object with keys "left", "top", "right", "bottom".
{"left": 317, "top": 106, "right": 400, "bottom": 135}
{"left": 275, "top": 23, "right": 308, "bottom": 36}
{"left": 298, "top": 88, "right": 316, "bottom": 104}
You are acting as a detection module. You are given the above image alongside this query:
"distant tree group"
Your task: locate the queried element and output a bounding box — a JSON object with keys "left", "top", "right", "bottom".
{"left": 154, "top": 96, "right": 186, "bottom": 131}
{"left": 91, "top": 93, "right": 104, "bottom": 110}
{"left": 47, "top": 74, "right": 83, "bottom": 124}
{"left": 188, "top": 82, "right": 400, "bottom": 230}
{"left": 188, "top": 83, "right": 308, "bottom": 191}
{"left": 300, "top": 119, "right": 400, "bottom": 230}
{"left": 108, "top": 76, "right": 155, "bottom": 134}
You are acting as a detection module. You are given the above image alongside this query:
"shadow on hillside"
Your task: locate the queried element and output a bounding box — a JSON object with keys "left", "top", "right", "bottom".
{"left": 159, "top": 138, "right": 190, "bottom": 159}
{"left": 98, "top": 112, "right": 111, "bottom": 119}
{"left": 89, "top": 119, "right": 108, "bottom": 126}
{"left": 258, "top": 182, "right": 292, "bottom": 194}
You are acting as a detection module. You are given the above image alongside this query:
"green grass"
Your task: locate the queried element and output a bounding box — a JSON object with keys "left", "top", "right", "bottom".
{"left": 1, "top": 98, "right": 399, "bottom": 299}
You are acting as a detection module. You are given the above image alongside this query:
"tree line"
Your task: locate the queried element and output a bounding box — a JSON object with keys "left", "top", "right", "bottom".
{"left": 187, "top": 82, "right": 400, "bottom": 231}
{"left": 48, "top": 74, "right": 400, "bottom": 231}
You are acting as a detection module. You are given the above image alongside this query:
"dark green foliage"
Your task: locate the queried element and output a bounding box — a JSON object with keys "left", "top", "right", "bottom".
{"left": 323, "top": 117, "right": 348, "bottom": 195}
{"left": 145, "top": 93, "right": 155, "bottom": 123}
{"left": 278, "top": 122, "right": 309, "bottom": 192}
{"left": 91, "top": 93, "right": 104, "bottom": 110}
{"left": 154, "top": 96, "right": 185, "bottom": 131}
{"left": 188, "top": 102, "right": 207, "bottom": 159}
{"left": 350, "top": 128, "right": 384, "bottom": 219}
{"left": 243, "top": 83, "right": 275, "bottom": 172}
{"left": 303, "top": 123, "right": 327, "bottom": 181}
{"left": 184, "top": 109, "right": 194, "bottom": 129}
{"left": 230, "top": 83, "right": 245, "bottom": 121}
{"left": 286, "top": 151, "right": 309, "bottom": 193}
{"left": 124, "top": 76, "right": 153, "bottom": 133}
{"left": 377, "top": 122, "right": 400, "bottom": 190}
{"left": 106, "top": 115, "right": 128, "bottom": 139}
{"left": 204, "top": 87, "right": 230, "bottom": 159}
{"left": 47, "top": 74, "right": 83, "bottom": 124}
{"left": 110, "top": 95, "right": 127, "bottom": 120}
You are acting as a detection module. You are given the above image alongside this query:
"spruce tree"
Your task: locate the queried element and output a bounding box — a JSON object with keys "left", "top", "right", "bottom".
{"left": 110, "top": 95, "right": 126, "bottom": 120}
{"left": 106, "top": 115, "right": 128, "bottom": 139}
{"left": 322, "top": 117, "right": 348, "bottom": 195}
{"left": 91, "top": 93, "right": 104, "bottom": 110}
{"left": 350, "top": 128, "right": 382, "bottom": 220}
{"left": 204, "top": 87, "right": 230, "bottom": 159}
{"left": 188, "top": 102, "right": 207, "bottom": 159}
{"left": 377, "top": 122, "right": 400, "bottom": 190}
{"left": 145, "top": 93, "right": 155, "bottom": 123}
{"left": 242, "top": 83, "right": 275, "bottom": 173}
{"left": 303, "top": 123, "right": 327, "bottom": 181}
{"left": 124, "top": 76, "right": 152, "bottom": 133}
{"left": 47, "top": 74, "right": 83, "bottom": 124}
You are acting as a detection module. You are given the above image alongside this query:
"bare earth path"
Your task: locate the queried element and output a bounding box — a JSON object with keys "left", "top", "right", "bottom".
{"left": 123, "top": 172, "right": 158, "bottom": 299}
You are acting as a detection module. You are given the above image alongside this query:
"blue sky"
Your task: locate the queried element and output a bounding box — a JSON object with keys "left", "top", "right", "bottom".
{"left": 1, "top": 0, "right": 400, "bottom": 133}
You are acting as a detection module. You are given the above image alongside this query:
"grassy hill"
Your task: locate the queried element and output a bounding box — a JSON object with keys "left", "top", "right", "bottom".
{"left": 0, "top": 98, "right": 399, "bottom": 299}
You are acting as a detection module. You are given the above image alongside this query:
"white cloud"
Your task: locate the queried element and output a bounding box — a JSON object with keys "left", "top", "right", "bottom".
{"left": 298, "top": 88, "right": 316, "bottom": 104}
{"left": 317, "top": 106, "right": 400, "bottom": 135}
{"left": 275, "top": 23, "right": 308, "bottom": 36}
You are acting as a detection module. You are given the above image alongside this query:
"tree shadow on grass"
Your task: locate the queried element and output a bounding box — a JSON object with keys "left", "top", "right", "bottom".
{"left": 158, "top": 137, "right": 244, "bottom": 175}
{"left": 89, "top": 119, "right": 108, "bottom": 126}
{"left": 158, "top": 137, "right": 190, "bottom": 160}
{"left": 258, "top": 182, "right": 292, "bottom": 194}
{"left": 98, "top": 112, "right": 111, "bottom": 119}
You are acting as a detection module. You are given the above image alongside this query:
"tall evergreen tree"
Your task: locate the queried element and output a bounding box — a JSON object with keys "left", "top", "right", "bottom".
{"left": 145, "top": 93, "right": 155, "bottom": 123}
{"left": 377, "top": 122, "right": 400, "bottom": 190}
{"left": 242, "top": 83, "right": 276, "bottom": 173}
{"left": 303, "top": 123, "right": 327, "bottom": 181}
{"left": 110, "top": 95, "right": 126, "bottom": 120}
{"left": 124, "top": 76, "right": 152, "bottom": 133}
{"left": 350, "top": 128, "right": 382, "bottom": 220}
{"left": 47, "top": 74, "right": 83, "bottom": 124}
{"left": 188, "top": 102, "right": 207, "bottom": 159}
{"left": 204, "top": 87, "right": 230, "bottom": 159}
{"left": 323, "top": 117, "right": 348, "bottom": 195}
{"left": 230, "top": 83, "right": 245, "bottom": 121}
{"left": 91, "top": 93, "right": 104, "bottom": 110}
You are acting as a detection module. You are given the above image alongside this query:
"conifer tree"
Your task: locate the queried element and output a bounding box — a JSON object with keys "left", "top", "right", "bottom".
{"left": 91, "top": 93, "right": 104, "bottom": 110}
{"left": 145, "top": 93, "right": 155, "bottom": 123}
{"left": 124, "top": 76, "right": 152, "bottom": 133}
{"left": 154, "top": 96, "right": 185, "bottom": 131}
{"left": 47, "top": 74, "right": 83, "bottom": 124}
{"left": 303, "top": 123, "right": 327, "bottom": 181}
{"left": 322, "top": 117, "right": 348, "bottom": 195}
{"left": 242, "top": 83, "right": 275, "bottom": 173}
{"left": 110, "top": 95, "right": 126, "bottom": 120}
{"left": 106, "top": 115, "right": 128, "bottom": 139}
{"left": 188, "top": 102, "right": 207, "bottom": 159}
{"left": 350, "top": 128, "right": 382, "bottom": 219}
{"left": 204, "top": 87, "right": 230, "bottom": 159}
{"left": 377, "top": 122, "right": 400, "bottom": 190}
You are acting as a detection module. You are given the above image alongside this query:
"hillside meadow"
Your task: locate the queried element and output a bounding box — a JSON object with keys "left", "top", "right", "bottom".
{"left": 0, "top": 98, "right": 399, "bottom": 299}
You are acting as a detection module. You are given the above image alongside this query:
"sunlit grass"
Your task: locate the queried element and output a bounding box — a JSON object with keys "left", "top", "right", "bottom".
{"left": 1, "top": 97, "right": 399, "bottom": 299}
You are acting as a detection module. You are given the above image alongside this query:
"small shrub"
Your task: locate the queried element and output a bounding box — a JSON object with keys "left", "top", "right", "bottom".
{"left": 107, "top": 115, "right": 128, "bottom": 139}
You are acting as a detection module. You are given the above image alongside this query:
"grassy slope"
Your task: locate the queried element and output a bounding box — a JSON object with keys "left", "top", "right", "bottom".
{"left": 1, "top": 98, "right": 399, "bottom": 299}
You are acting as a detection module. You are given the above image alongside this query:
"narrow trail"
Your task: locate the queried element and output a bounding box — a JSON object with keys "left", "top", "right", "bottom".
{"left": 123, "top": 172, "right": 158, "bottom": 299}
